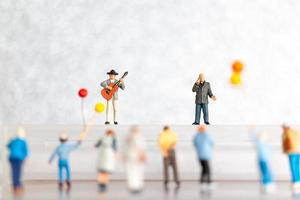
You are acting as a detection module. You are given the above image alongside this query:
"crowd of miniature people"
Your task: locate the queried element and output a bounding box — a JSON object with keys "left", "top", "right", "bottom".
{"left": 5, "top": 124, "right": 300, "bottom": 197}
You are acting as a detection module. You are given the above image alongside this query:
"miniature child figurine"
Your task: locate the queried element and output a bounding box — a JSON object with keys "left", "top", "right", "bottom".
{"left": 192, "top": 73, "right": 216, "bottom": 125}
{"left": 7, "top": 127, "right": 29, "bottom": 196}
{"left": 122, "top": 126, "right": 146, "bottom": 193}
{"left": 49, "top": 134, "right": 81, "bottom": 192}
{"left": 158, "top": 126, "right": 180, "bottom": 190}
{"left": 95, "top": 129, "right": 117, "bottom": 192}
{"left": 193, "top": 125, "right": 214, "bottom": 190}
{"left": 100, "top": 69, "right": 125, "bottom": 125}
{"left": 282, "top": 124, "right": 300, "bottom": 194}
{"left": 249, "top": 128, "right": 275, "bottom": 193}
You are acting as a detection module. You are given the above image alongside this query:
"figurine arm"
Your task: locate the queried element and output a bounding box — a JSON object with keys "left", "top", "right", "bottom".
{"left": 207, "top": 83, "right": 214, "bottom": 98}
{"left": 192, "top": 83, "right": 199, "bottom": 92}
{"left": 23, "top": 141, "right": 29, "bottom": 158}
{"left": 7, "top": 141, "right": 12, "bottom": 149}
{"left": 170, "top": 133, "right": 177, "bottom": 149}
{"left": 112, "top": 137, "right": 117, "bottom": 152}
{"left": 118, "top": 82, "right": 125, "bottom": 90}
{"left": 49, "top": 147, "right": 58, "bottom": 164}
{"left": 95, "top": 140, "right": 102, "bottom": 148}
{"left": 158, "top": 134, "right": 167, "bottom": 157}
{"left": 193, "top": 135, "right": 197, "bottom": 147}
{"left": 100, "top": 80, "right": 108, "bottom": 88}
{"left": 70, "top": 141, "right": 81, "bottom": 150}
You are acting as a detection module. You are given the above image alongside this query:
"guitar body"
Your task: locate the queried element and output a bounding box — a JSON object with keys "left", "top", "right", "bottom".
{"left": 100, "top": 71, "right": 128, "bottom": 101}
{"left": 101, "top": 83, "right": 119, "bottom": 101}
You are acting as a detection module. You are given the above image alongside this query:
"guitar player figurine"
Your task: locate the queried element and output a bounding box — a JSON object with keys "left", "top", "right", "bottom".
{"left": 192, "top": 73, "right": 216, "bottom": 125}
{"left": 100, "top": 69, "right": 126, "bottom": 125}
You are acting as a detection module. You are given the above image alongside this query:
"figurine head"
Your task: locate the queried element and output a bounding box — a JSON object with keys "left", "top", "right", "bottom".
{"left": 197, "top": 125, "right": 206, "bottom": 133}
{"left": 198, "top": 73, "right": 205, "bottom": 83}
{"left": 59, "top": 134, "right": 68, "bottom": 143}
{"left": 282, "top": 123, "right": 290, "bottom": 133}
{"left": 17, "top": 127, "right": 26, "bottom": 139}
{"left": 107, "top": 70, "right": 118, "bottom": 80}
{"left": 257, "top": 131, "right": 268, "bottom": 142}
{"left": 130, "top": 126, "right": 140, "bottom": 135}
{"left": 106, "top": 129, "right": 115, "bottom": 136}
{"left": 163, "top": 126, "right": 170, "bottom": 131}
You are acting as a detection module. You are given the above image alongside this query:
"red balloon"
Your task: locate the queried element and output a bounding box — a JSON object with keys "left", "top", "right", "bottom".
{"left": 78, "top": 88, "right": 88, "bottom": 98}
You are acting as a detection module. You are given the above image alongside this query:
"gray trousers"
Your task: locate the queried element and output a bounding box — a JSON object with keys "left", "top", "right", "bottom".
{"left": 163, "top": 149, "right": 179, "bottom": 183}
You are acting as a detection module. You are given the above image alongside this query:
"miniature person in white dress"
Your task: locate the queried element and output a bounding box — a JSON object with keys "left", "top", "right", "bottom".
{"left": 122, "top": 126, "right": 146, "bottom": 193}
{"left": 95, "top": 129, "right": 117, "bottom": 192}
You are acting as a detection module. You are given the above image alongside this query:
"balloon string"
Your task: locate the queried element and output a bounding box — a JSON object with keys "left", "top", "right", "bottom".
{"left": 79, "top": 113, "right": 97, "bottom": 140}
{"left": 81, "top": 98, "right": 87, "bottom": 132}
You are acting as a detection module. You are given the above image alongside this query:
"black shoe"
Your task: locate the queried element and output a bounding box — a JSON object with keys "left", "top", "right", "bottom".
{"left": 66, "top": 181, "right": 71, "bottom": 192}
{"left": 192, "top": 122, "right": 199, "bottom": 125}
{"left": 164, "top": 182, "right": 169, "bottom": 192}
{"left": 98, "top": 184, "right": 107, "bottom": 192}
{"left": 105, "top": 121, "right": 110, "bottom": 125}
{"left": 58, "top": 182, "right": 63, "bottom": 191}
{"left": 114, "top": 121, "right": 118, "bottom": 125}
{"left": 204, "top": 122, "right": 210, "bottom": 125}
{"left": 175, "top": 181, "right": 181, "bottom": 193}
{"left": 130, "top": 189, "right": 143, "bottom": 195}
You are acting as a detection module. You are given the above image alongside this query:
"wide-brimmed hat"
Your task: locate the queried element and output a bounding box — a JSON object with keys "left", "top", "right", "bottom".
{"left": 107, "top": 69, "right": 118, "bottom": 75}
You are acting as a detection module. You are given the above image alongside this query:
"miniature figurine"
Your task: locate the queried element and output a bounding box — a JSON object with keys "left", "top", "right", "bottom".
{"left": 122, "top": 126, "right": 146, "bottom": 193}
{"left": 7, "top": 128, "right": 29, "bottom": 196}
{"left": 193, "top": 125, "right": 214, "bottom": 191}
{"left": 100, "top": 70, "right": 127, "bottom": 125}
{"left": 282, "top": 124, "right": 300, "bottom": 194}
{"left": 250, "top": 128, "right": 275, "bottom": 193}
{"left": 158, "top": 126, "right": 180, "bottom": 190}
{"left": 192, "top": 73, "right": 216, "bottom": 125}
{"left": 95, "top": 129, "right": 117, "bottom": 192}
{"left": 49, "top": 134, "right": 81, "bottom": 192}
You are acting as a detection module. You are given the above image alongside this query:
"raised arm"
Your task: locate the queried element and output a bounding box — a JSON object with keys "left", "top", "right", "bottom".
{"left": 192, "top": 83, "right": 200, "bottom": 92}
{"left": 68, "top": 141, "right": 81, "bottom": 151}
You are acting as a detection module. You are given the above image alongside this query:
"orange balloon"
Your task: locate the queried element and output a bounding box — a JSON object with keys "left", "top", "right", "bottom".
{"left": 230, "top": 72, "right": 242, "bottom": 85}
{"left": 232, "top": 60, "right": 244, "bottom": 73}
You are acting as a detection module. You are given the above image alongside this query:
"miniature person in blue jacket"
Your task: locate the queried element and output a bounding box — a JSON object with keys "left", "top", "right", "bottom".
{"left": 250, "top": 129, "right": 275, "bottom": 193}
{"left": 7, "top": 128, "right": 29, "bottom": 195}
{"left": 193, "top": 125, "right": 214, "bottom": 188}
{"left": 49, "top": 134, "right": 81, "bottom": 192}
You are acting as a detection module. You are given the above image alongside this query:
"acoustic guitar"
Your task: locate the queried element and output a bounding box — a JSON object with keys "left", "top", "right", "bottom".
{"left": 101, "top": 71, "right": 128, "bottom": 101}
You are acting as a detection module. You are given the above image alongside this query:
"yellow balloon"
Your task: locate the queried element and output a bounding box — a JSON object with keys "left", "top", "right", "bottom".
{"left": 95, "top": 102, "right": 105, "bottom": 113}
{"left": 230, "top": 72, "right": 242, "bottom": 85}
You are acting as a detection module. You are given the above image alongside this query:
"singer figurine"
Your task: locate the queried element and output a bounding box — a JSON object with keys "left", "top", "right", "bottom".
{"left": 192, "top": 73, "right": 216, "bottom": 125}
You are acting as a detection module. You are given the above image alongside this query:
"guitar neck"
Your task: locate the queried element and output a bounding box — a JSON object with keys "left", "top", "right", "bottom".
{"left": 111, "top": 73, "right": 127, "bottom": 87}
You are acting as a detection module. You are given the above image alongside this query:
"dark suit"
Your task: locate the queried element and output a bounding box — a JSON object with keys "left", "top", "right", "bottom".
{"left": 192, "top": 81, "right": 214, "bottom": 124}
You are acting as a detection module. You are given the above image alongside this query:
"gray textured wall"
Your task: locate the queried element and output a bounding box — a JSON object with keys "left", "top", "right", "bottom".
{"left": 1, "top": 0, "right": 300, "bottom": 125}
